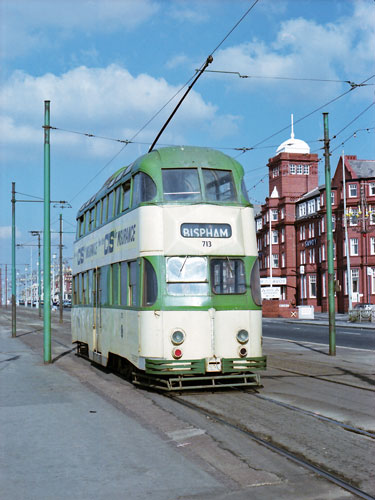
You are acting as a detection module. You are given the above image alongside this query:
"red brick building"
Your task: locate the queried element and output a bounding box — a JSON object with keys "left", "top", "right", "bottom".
{"left": 255, "top": 127, "right": 375, "bottom": 313}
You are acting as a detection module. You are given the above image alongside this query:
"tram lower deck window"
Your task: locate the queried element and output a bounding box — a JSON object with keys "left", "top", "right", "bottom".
{"left": 166, "top": 256, "right": 208, "bottom": 295}
{"left": 211, "top": 259, "right": 246, "bottom": 294}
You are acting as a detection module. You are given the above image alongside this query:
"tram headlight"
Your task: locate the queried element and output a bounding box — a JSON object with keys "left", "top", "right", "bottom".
{"left": 171, "top": 330, "right": 185, "bottom": 345}
{"left": 236, "top": 329, "right": 249, "bottom": 344}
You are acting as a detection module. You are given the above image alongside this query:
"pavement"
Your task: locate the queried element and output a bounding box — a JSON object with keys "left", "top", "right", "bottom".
{"left": 0, "top": 306, "right": 374, "bottom": 500}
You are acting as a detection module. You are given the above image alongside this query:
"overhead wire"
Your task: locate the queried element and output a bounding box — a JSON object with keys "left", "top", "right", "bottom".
{"left": 234, "top": 74, "right": 375, "bottom": 158}
{"left": 67, "top": 0, "right": 262, "bottom": 203}
{"left": 201, "top": 69, "right": 375, "bottom": 89}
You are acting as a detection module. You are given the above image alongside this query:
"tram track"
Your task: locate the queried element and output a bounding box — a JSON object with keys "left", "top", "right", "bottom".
{"left": 167, "top": 393, "right": 375, "bottom": 500}
{"left": 268, "top": 365, "right": 375, "bottom": 392}
{"left": 252, "top": 393, "right": 375, "bottom": 439}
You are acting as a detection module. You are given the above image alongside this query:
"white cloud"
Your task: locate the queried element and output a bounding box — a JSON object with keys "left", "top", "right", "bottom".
{"left": 1, "top": 0, "right": 160, "bottom": 59}
{"left": 0, "top": 64, "right": 237, "bottom": 160}
{"left": 0, "top": 226, "right": 21, "bottom": 239}
{"left": 210, "top": 1, "right": 375, "bottom": 100}
{"left": 166, "top": 54, "right": 191, "bottom": 70}
{"left": 168, "top": 1, "right": 209, "bottom": 23}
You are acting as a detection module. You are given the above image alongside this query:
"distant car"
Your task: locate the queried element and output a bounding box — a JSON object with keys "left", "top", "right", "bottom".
{"left": 63, "top": 300, "right": 72, "bottom": 308}
{"left": 353, "top": 303, "right": 374, "bottom": 311}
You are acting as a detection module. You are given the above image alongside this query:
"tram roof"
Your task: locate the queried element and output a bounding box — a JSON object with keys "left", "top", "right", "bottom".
{"left": 78, "top": 146, "right": 244, "bottom": 214}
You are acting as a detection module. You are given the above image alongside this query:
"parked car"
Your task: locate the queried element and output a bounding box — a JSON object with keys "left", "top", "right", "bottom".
{"left": 63, "top": 300, "right": 72, "bottom": 308}
{"left": 353, "top": 303, "right": 374, "bottom": 311}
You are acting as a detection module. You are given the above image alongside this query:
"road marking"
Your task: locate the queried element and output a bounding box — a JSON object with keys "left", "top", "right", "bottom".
{"left": 167, "top": 428, "right": 206, "bottom": 441}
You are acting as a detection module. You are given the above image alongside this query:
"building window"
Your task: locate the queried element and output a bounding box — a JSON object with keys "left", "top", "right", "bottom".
{"left": 331, "top": 192, "right": 335, "bottom": 205}
{"left": 301, "top": 276, "right": 307, "bottom": 299}
{"left": 309, "top": 275, "right": 317, "bottom": 298}
{"left": 370, "top": 206, "right": 375, "bottom": 225}
{"left": 307, "top": 199, "right": 316, "bottom": 214}
{"left": 322, "top": 244, "right": 326, "bottom": 261}
{"left": 350, "top": 238, "right": 359, "bottom": 256}
{"left": 281, "top": 227, "right": 285, "bottom": 243}
{"left": 304, "top": 165, "right": 309, "bottom": 175}
{"left": 281, "top": 207, "right": 285, "bottom": 219}
{"left": 272, "top": 230, "right": 278, "bottom": 244}
{"left": 332, "top": 215, "right": 336, "bottom": 231}
{"left": 348, "top": 184, "right": 358, "bottom": 198}
{"left": 271, "top": 209, "right": 278, "bottom": 221}
{"left": 272, "top": 166, "right": 279, "bottom": 177}
{"left": 272, "top": 254, "right": 279, "bottom": 268}
{"left": 351, "top": 269, "right": 360, "bottom": 296}
{"left": 371, "top": 237, "right": 375, "bottom": 255}
{"left": 281, "top": 253, "right": 285, "bottom": 268}
{"left": 349, "top": 208, "right": 359, "bottom": 226}
{"left": 321, "top": 217, "right": 325, "bottom": 233}
{"left": 309, "top": 248, "right": 315, "bottom": 264}
{"left": 297, "top": 164, "right": 303, "bottom": 174}
{"left": 300, "top": 225, "right": 305, "bottom": 240}
{"left": 308, "top": 223, "right": 315, "bottom": 238}
{"left": 370, "top": 183, "right": 375, "bottom": 196}
{"left": 316, "top": 197, "right": 320, "bottom": 211}
{"left": 322, "top": 272, "right": 326, "bottom": 297}
{"left": 256, "top": 219, "right": 262, "bottom": 230}
{"left": 289, "top": 164, "right": 296, "bottom": 175}
{"left": 300, "top": 250, "right": 306, "bottom": 265}
{"left": 299, "top": 203, "right": 306, "bottom": 217}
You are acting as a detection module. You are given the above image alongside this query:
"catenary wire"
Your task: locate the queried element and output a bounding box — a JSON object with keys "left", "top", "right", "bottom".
{"left": 202, "top": 69, "right": 375, "bottom": 89}
{"left": 234, "top": 74, "right": 375, "bottom": 158}
{"left": 68, "top": 1, "right": 261, "bottom": 203}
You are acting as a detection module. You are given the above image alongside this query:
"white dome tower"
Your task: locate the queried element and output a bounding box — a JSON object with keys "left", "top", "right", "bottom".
{"left": 276, "top": 114, "right": 310, "bottom": 154}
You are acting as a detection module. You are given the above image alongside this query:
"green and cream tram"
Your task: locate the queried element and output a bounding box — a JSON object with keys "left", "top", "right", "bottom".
{"left": 72, "top": 146, "right": 266, "bottom": 390}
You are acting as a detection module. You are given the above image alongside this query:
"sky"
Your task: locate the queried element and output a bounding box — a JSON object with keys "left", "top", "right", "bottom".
{"left": 0, "top": 0, "right": 374, "bottom": 293}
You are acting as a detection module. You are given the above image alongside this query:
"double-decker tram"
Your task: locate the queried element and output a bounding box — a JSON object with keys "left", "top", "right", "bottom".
{"left": 72, "top": 146, "right": 266, "bottom": 390}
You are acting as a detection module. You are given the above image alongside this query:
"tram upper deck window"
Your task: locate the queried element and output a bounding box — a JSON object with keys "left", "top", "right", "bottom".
{"left": 88, "top": 207, "right": 95, "bottom": 231}
{"left": 166, "top": 256, "right": 208, "bottom": 295}
{"left": 121, "top": 180, "right": 131, "bottom": 212}
{"left": 132, "top": 172, "right": 156, "bottom": 206}
{"left": 107, "top": 190, "right": 114, "bottom": 220}
{"left": 211, "top": 258, "right": 246, "bottom": 294}
{"left": 203, "top": 169, "right": 237, "bottom": 202}
{"left": 162, "top": 168, "right": 201, "bottom": 202}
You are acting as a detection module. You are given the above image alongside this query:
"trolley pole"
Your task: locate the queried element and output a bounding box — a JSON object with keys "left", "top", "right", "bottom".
{"left": 43, "top": 101, "right": 51, "bottom": 363}
{"left": 59, "top": 213, "right": 63, "bottom": 323}
{"left": 323, "top": 112, "right": 336, "bottom": 356}
{"left": 11, "top": 182, "right": 16, "bottom": 337}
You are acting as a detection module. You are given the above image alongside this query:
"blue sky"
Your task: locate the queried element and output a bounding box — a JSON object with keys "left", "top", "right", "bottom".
{"left": 0, "top": 0, "right": 374, "bottom": 285}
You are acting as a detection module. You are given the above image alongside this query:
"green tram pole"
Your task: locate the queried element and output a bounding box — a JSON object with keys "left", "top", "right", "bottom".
{"left": 43, "top": 101, "right": 51, "bottom": 363}
{"left": 11, "top": 182, "right": 16, "bottom": 337}
{"left": 323, "top": 112, "right": 336, "bottom": 356}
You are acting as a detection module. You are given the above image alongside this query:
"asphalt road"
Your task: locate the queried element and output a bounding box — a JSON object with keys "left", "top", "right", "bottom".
{"left": 262, "top": 319, "right": 375, "bottom": 350}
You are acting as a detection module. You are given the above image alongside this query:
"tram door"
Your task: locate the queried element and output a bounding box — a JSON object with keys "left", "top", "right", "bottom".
{"left": 92, "top": 268, "right": 102, "bottom": 353}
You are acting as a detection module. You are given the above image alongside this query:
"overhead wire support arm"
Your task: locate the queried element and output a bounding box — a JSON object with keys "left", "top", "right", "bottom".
{"left": 148, "top": 55, "right": 214, "bottom": 153}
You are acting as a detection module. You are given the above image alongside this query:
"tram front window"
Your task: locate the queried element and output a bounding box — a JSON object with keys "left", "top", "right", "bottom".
{"left": 166, "top": 256, "right": 208, "bottom": 295}
{"left": 162, "top": 168, "right": 201, "bottom": 202}
{"left": 202, "top": 169, "right": 237, "bottom": 202}
{"left": 211, "top": 259, "right": 246, "bottom": 294}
